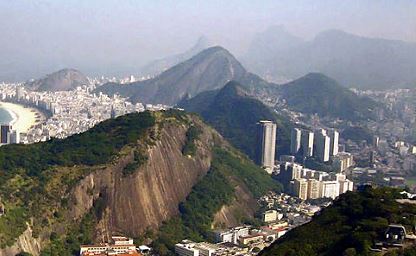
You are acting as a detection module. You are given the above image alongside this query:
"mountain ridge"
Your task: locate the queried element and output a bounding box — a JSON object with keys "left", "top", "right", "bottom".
{"left": 139, "top": 36, "right": 213, "bottom": 77}
{"left": 96, "top": 46, "right": 276, "bottom": 106}
{"left": 243, "top": 27, "right": 416, "bottom": 89}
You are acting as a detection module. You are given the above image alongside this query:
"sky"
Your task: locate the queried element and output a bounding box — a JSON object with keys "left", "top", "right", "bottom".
{"left": 0, "top": 0, "right": 415, "bottom": 81}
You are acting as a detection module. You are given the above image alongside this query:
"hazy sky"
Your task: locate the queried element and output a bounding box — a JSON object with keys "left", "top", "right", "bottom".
{"left": 0, "top": 0, "right": 415, "bottom": 81}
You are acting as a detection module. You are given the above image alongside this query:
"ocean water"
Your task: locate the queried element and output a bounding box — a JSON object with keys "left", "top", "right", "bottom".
{"left": 0, "top": 107, "right": 13, "bottom": 125}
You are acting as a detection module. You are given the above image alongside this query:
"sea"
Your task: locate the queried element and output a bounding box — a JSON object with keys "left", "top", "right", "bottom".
{"left": 0, "top": 107, "right": 13, "bottom": 125}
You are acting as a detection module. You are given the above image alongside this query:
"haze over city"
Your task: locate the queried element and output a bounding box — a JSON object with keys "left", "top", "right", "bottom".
{"left": 1, "top": 1, "right": 416, "bottom": 255}
{"left": 1, "top": 0, "right": 415, "bottom": 81}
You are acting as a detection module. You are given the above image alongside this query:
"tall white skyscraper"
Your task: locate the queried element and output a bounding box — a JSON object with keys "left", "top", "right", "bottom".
{"left": 257, "top": 121, "right": 277, "bottom": 174}
{"left": 301, "top": 130, "right": 314, "bottom": 157}
{"left": 315, "top": 129, "right": 330, "bottom": 162}
{"left": 328, "top": 129, "right": 339, "bottom": 156}
{"left": 290, "top": 128, "right": 302, "bottom": 154}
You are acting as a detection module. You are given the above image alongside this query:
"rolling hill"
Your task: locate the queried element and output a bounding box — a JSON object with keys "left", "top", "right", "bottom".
{"left": 243, "top": 27, "right": 416, "bottom": 89}
{"left": 179, "top": 81, "right": 293, "bottom": 161}
{"left": 25, "top": 68, "right": 89, "bottom": 91}
{"left": 279, "top": 73, "right": 384, "bottom": 121}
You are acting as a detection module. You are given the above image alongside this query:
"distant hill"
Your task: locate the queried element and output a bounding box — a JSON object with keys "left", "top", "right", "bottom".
{"left": 279, "top": 73, "right": 383, "bottom": 121}
{"left": 139, "top": 36, "right": 213, "bottom": 77}
{"left": 25, "top": 68, "right": 89, "bottom": 91}
{"left": 179, "top": 81, "right": 292, "bottom": 160}
{"left": 260, "top": 187, "right": 416, "bottom": 256}
{"left": 243, "top": 27, "right": 416, "bottom": 89}
{"left": 96, "top": 46, "right": 275, "bottom": 106}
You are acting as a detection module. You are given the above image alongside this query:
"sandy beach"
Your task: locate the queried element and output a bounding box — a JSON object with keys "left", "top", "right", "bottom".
{"left": 0, "top": 102, "right": 45, "bottom": 133}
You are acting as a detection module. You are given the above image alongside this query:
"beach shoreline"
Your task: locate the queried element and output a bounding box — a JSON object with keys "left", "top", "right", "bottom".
{"left": 0, "top": 102, "right": 46, "bottom": 133}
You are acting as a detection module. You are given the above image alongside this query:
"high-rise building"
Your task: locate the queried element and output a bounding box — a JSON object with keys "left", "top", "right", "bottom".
{"left": 0, "top": 125, "right": 11, "bottom": 144}
{"left": 339, "top": 179, "right": 354, "bottom": 194}
{"left": 332, "top": 152, "right": 354, "bottom": 172}
{"left": 320, "top": 181, "right": 340, "bottom": 199}
{"left": 328, "top": 129, "right": 339, "bottom": 156}
{"left": 290, "top": 128, "right": 302, "bottom": 154}
{"left": 301, "top": 130, "right": 314, "bottom": 157}
{"left": 372, "top": 136, "right": 380, "bottom": 148}
{"left": 315, "top": 130, "right": 330, "bottom": 162}
{"left": 256, "top": 121, "right": 277, "bottom": 174}
{"left": 307, "top": 179, "right": 321, "bottom": 199}
{"left": 293, "top": 178, "right": 308, "bottom": 200}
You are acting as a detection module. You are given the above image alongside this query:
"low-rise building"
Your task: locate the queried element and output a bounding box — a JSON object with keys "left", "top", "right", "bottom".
{"left": 80, "top": 236, "right": 140, "bottom": 256}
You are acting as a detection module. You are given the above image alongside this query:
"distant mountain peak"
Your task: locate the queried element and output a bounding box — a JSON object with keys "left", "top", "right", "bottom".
{"left": 191, "top": 35, "right": 211, "bottom": 50}
{"left": 244, "top": 27, "right": 416, "bottom": 89}
{"left": 139, "top": 36, "right": 214, "bottom": 77}
{"left": 26, "top": 68, "right": 88, "bottom": 92}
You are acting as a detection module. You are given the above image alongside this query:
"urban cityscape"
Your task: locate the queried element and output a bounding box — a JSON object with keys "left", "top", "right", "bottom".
{"left": 0, "top": 1, "right": 416, "bottom": 256}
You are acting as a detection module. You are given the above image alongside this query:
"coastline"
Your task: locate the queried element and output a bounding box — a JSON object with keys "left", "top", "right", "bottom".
{"left": 0, "top": 102, "right": 46, "bottom": 133}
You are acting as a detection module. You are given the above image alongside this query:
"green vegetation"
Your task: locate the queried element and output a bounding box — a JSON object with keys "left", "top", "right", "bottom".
{"left": 341, "top": 126, "right": 373, "bottom": 144}
{"left": 179, "top": 81, "right": 293, "bottom": 160}
{"left": 260, "top": 187, "right": 416, "bottom": 256}
{"left": 280, "top": 73, "right": 384, "bottom": 121}
{"left": 40, "top": 195, "right": 104, "bottom": 256}
{"left": 0, "top": 207, "right": 28, "bottom": 246}
{"left": 0, "top": 111, "right": 155, "bottom": 175}
{"left": 123, "top": 150, "right": 149, "bottom": 176}
{"left": 384, "top": 246, "right": 416, "bottom": 256}
{"left": 152, "top": 147, "right": 281, "bottom": 255}
{"left": 0, "top": 111, "right": 156, "bottom": 248}
{"left": 182, "top": 125, "right": 202, "bottom": 156}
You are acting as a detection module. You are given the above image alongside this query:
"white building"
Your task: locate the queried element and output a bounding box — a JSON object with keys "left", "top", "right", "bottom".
{"left": 301, "top": 130, "right": 314, "bottom": 157}
{"left": 175, "top": 242, "right": 199, "bottom": 256}
{"left": 80, "top": 236, "right": 138, "bottom": 256}
{"left": 328, "top": 129, "right": 339, "bottom": 156}
{"left": 315, "top": 129, "right": 330, "bottom": 162}
{"left": 290, "top": 128, "right": 302, "bottom": 154}
{"left": 320, "top": 181, "right": 340, "bottom": 199}
{"left": 257, "top": 121, "right": 277, "bottom": 174}
{"left": 214, "top": 226, "right": 250, "bottom": 244}
{"left": 262, "top": 210, "right": 279, "bottom": 223}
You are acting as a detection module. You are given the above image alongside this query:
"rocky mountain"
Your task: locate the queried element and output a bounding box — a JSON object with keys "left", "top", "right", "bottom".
{"left": 96, "top": 46, "right": 275, "bottom": 106}
{"left": 0, "top": 110, "right": 280, "bottom": 255}
{"left": 243, "top": 27, "right": 416, "bottom": 89}
{"left": 25, "top": 68, "right": 89, "bottom": 91}
{"left": 278, "top": 73, "right": 384, "bottom": 121}
{"left": 179, "top": 81, "right": 292, "bottom": 161}
{"left": 260, "top": 187, "right": 416, "bottom": 255}
{"left": 139, "top": 36, "right": 213, "bottom": 77}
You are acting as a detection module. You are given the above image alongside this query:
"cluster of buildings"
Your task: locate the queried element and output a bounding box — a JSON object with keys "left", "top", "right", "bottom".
{"left": 0, "top": 82, "right": 168, "bottom": 144}
{"left": 175, "top": 225, "right": 282, "bottom": 256}
{"left": 258, "top": 192, "right": 324, "bottom": 226}
{"left": 175, "top": 191, "right": 325, "bottom": 256}
{"left": 290, "top": 128, "right": 340, "bottom": 162}
{"left": 278, "top": 162, "right": 354, "bottom": 200}
{"left": 80, "top": 236, "right": 141, "bottom": 256}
